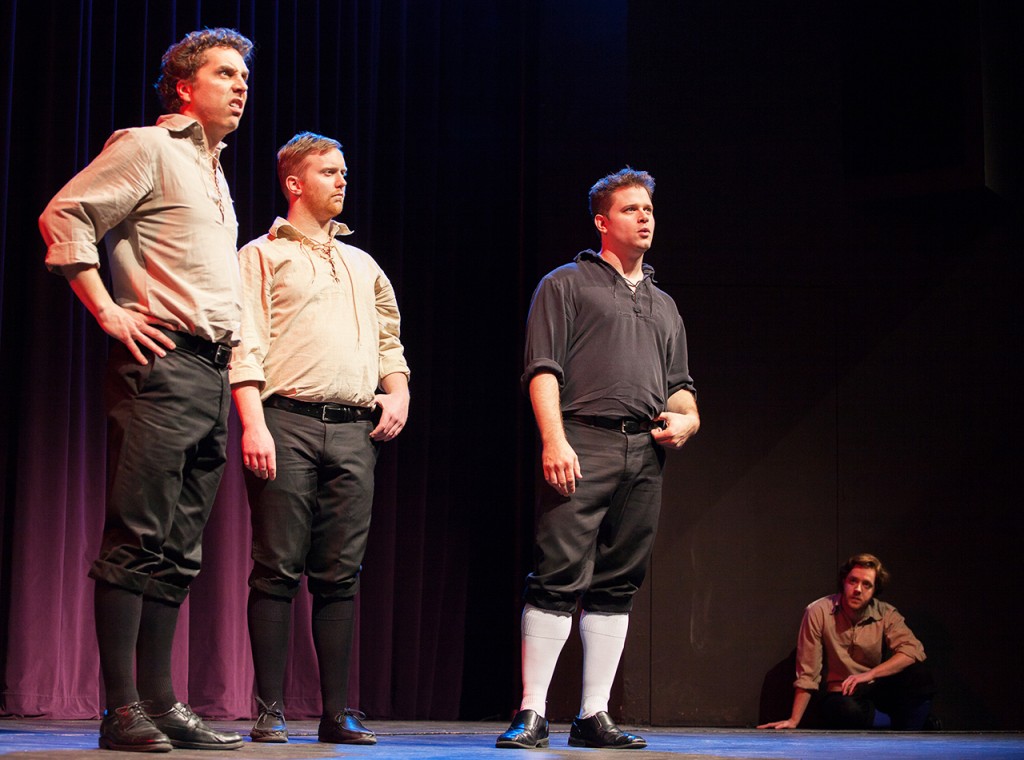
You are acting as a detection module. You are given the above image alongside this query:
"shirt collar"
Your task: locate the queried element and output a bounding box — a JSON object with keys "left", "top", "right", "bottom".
{"left": 155, "top": 113, "right": 228, "bottom": 157}
{"left": 576, "top": 249, "right": 656, "bottom": 279}
{"left": 268, "top": 216, "right": 354, "bottom": 242}
{"left": 830, "top": 594, "right": 882, "bottom": 623}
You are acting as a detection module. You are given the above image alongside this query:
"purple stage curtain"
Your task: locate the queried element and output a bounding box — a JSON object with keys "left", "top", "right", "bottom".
{"left": 0, "top": 236, "right": 438, "bottom": 719}
{"left": 0, "top": 0, "right": 556, "bottom": 720}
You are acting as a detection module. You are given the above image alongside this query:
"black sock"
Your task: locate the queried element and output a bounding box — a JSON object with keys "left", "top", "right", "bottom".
{"left": 248, "top": 589, "right": 293, "bottom": 707}
{"left": 94, "top": 581, "right": 143, "bottom": 710}
{"left": 136, "top": 597, "right": 181, "bottom": 712}
{"left": 311, "top": 596, "right": 355, "bottom": 716}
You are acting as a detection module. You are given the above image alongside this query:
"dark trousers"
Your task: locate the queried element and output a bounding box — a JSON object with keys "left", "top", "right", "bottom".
{"left": 525, "top": 419, "right": 666, "bottom": 614}
{"left": 89, "top": 342, "right": 230, "bottom": 604}
{"left": 818, "top": 661, "right": 936, "bottom": 730}
{"left": 246, "top": 406, "right": 378, "bottom": 600}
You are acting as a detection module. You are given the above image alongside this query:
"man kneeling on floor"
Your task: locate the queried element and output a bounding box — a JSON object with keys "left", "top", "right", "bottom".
{"left": 758, "top": 552, "right": 937, "bottom": 731}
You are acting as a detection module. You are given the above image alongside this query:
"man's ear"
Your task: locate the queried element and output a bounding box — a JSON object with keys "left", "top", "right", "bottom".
{"left": 176, "top": 79, "right": 192, "bottom": 105}
{"left": 285, "top": 175, "right": 303, "bottom": 197}
{"left": 594, "top": 214, "right": 608, "bottom": 234}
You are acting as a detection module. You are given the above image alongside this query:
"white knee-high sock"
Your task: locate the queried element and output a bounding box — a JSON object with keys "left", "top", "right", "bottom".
{"left": 578, "top": 610, "right": 629, "bottom": 718}
{"left": 519, "top": 604, "right": 572, "bottom": 716}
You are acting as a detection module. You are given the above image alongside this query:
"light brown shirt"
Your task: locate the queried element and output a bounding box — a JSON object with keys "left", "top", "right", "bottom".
{"left": 794, "top": 594, "right": 927, "bottom": 692}
{"left": 229, "top": 218, "right": 409, "bottom": 406}
{"left": 39, "top": 114, "right": 243, "bottom": 344}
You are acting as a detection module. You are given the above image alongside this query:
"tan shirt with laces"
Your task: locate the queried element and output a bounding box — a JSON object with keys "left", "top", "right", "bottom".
{"left": 228, "top": 217, "right": 409, "bottom": 406}
{"left": 793, "top": 594, "right": 927, "bottom": 693}
{"left": 39, "top": 113, "right": 243, "bottom": 345}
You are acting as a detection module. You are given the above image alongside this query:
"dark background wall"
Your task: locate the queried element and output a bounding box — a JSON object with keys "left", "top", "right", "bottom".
{"left": 518, "top": 0, "right": 1022, "bottom": 730}
{"left": 1, "top": 0, "right": 1020, "bottom": 730}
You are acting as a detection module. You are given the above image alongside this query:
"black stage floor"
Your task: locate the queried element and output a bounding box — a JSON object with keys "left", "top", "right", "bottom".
{"left": 2, "top": 719, "right": 1022, "bottom": 759}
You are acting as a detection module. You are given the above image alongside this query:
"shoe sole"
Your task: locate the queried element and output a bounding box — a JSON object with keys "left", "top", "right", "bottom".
{"left": 568, "top": 737, "right": 647, "bottom": 749}
{"left": 168, "top": 739, "right": 244, "bottom": 750}
{"left": 98, "top": 738, "right": 172, "bottom": 752}
{"left": 318, "top": 737, "right": 378, "bottom": 745}
{"left": 496, "top": 738, "right": 550, "bottom": 748}
{"left": 250, "top": 731, "right": 288, "bottom": 743}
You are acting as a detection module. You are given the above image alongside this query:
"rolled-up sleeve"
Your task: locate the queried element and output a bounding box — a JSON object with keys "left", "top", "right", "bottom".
{"left": 793, "top": 603, "right": 826, "bottom": 691}
{"left": 39, "top": 130, "right": 155, "bottom": 273}
{"left": 522, "top": 275, "right": 569, "bottom": 391}
{"left": 228, "top": 243, "right": 273, "bottom": 389}
{"left": 666, "top": 312, "right": 695, "bottom": 398}
{"left": 375, "top": 272, "right": 410, "bottom": 381}
{"left": 884, "top": 608, "right": 927, "bottom": 663}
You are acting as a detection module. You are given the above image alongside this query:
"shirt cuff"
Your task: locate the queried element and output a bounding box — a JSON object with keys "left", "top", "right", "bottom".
{"left": 44, "top": 242, "right": 101, "bottom": 272}
{"left": 227, "top": 364, "right": 265, "bottom": 388}
{"left": 521, "top": 359, "right": 564, "bottom": 393}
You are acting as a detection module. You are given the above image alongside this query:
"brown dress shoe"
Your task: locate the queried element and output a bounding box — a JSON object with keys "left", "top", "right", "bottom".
{"left": 318, "top": 709, "right": 377, "bottom": 745}
{"left": 99, "top": 702, "right": 172, "bottom": 752}
{"left": 496, "top": 709, "right": 549, "bottom": 749}
{"left": 250, "top": 697, "right": 288, "bottom": 742}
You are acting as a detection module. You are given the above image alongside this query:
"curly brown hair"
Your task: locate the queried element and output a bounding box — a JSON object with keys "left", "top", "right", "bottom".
{"left": 155, "top": 28, "right": 254, "bottom": 113}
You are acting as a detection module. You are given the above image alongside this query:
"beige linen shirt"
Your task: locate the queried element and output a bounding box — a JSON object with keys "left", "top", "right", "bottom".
{"left": 229, "top": 218, "right": 409, "bottom": 406}
{"left": 794, "top": 594, "right": 927, "bottom": 693}
{"left": 39, "top": 113, "right": 243, "bottom": 344}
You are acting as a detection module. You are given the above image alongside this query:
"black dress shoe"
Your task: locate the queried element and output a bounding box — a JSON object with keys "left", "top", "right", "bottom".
{"left": 496, "top": 709, "right": 549, "bottom": 749}
{"left": 99, "top": 702, "right": 172, "bottom": 752}
{"left": 146, "top": 702, "right": 243, "bottom": 750}
{"left": 318, "top": 709, "right": 377, "bottom": 745}
{"left": 251, "top": 697, "right": 288, "bottom": 742}
{"left": 568, "top": 711, "right": 647, "bottom": 749}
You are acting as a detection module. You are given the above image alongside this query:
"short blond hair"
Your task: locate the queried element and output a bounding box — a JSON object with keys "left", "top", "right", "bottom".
{"left": 276, "top": 132, "right": 343, "bottom": 198}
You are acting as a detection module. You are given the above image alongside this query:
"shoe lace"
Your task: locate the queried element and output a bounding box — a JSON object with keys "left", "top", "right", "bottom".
{"left": 256, "top": 697, "right": 285, "bottom": 719}
{"left": 118, "top": 701, "right": 151, "bottom": 724}
{"left": 151, "top": 701, "right": 203, "bottom": 727}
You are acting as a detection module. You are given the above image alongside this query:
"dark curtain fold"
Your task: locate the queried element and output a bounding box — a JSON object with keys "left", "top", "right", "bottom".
{"left": 0, "top": 0, "right": 600, "bottom": 720}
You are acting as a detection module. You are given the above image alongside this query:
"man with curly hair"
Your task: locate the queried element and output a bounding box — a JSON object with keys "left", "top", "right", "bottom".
{"left": 758, "top": 553, "right": 937, "bottom": 731}
{"left": 39, "top": 28, "right": 254, "bottom": 752}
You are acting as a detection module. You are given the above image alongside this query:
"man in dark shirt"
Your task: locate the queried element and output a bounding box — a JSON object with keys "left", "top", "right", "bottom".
{"left": 497, "top": 168, "right": 700, "bottom": 750}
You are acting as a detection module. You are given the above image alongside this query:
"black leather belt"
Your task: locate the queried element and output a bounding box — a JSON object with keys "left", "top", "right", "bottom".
{"left": 265, "top": 394, "right": 376, "bottom": 423}
{"left": 567, "top": 415, "right": 666, "bottom": 434}
{"left": 158, "top": 328, "right": 232, "bottom": 368}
